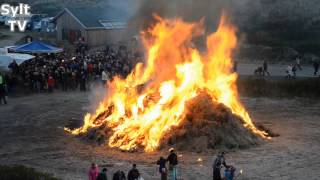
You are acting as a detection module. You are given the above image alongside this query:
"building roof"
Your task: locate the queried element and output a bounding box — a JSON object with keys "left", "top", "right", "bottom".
{"left": 54, "top": 6, "right": 128, "bottom": 29}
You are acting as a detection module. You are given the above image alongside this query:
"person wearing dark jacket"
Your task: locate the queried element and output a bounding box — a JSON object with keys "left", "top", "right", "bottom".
{"left": 212, "top": 152, "right": 228, "bottom": 180}
{"left": 313, "top": 61, "right": 319, "bottom": 76}
{"left": 128, "top": 164, "right": 140, "bottom": 180}
{"left": 157, "top": 156, "right": 167, "bottom": 180}
{"left": 112, "top": 170, "right": 126, "bottom": 180}
{"left": 263, "top": 61, "right": 270, "bottom": 76}
{"left": 97, "top": 168, "right": 108, "bottom": 180}
{"left": 167, "top": 148, "right": 178, "bottom": 180}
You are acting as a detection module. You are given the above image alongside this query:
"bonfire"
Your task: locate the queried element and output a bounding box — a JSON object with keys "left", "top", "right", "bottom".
{"left": 66, "top": 14, "right": 269, "bottom": 152}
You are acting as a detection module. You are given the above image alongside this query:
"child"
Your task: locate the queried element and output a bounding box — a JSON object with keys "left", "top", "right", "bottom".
{"left": 224, "top": 166, "right": 236, "bottom": 180}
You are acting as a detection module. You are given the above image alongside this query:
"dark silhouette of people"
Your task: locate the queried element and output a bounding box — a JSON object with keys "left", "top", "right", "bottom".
{"left": 263, "top": 61, "right": 270, "bottom": 76}
{"left": 213, "top": 152, "right": 228, "bottom": 180}
{"left": 157, "top": 156, "right": 168, "bottom": 180}
{"left": 313, "top": 61, "right": 319, "bottom": 76}
{"left": 97, "top": 168, "right": 108, "bottom": 180}
{"left": 127, "top": 164, "right": 140, "bottom": 180}
{"left": 167, "top": 148, "right": 178, "bottom": 180}
{"left": 112, "top": 170, "right": 126, "bottom": 180}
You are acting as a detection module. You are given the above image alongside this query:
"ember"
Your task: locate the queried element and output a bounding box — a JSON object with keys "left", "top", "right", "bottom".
{"left": 65, "top": 14, "right": 269, "bottom": 152}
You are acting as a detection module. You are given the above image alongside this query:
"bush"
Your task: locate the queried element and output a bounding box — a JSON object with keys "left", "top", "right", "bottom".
{"left": 0, "top": 165, "right": 59, "bottom": 180}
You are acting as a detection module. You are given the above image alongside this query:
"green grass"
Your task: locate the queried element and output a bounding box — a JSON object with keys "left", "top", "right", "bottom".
{"left": 237, "top": 77, "right": 320, "bottom": 98}
{"left": 0, "top": 165, "right": 60, "bottom": 180}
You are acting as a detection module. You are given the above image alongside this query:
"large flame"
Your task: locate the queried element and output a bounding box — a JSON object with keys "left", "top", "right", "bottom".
{"left": 66, "top": 15, "right": 269, "bottom": 152}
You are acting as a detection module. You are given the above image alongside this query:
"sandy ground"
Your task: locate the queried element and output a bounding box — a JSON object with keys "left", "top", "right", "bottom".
{"left": 0, "top": 91, "right": 320, "bottom": 180}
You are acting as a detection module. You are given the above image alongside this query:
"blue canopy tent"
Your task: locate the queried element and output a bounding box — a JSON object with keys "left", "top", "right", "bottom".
{"left": 9, "top": 41, "right": 63, "bottom": 54}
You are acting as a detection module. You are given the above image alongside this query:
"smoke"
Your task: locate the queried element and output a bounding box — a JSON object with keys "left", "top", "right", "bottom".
{"left": 124, "top": 0, "right": 252, "bottom": 36}
{"left": 87, "top": 82, "right": 108, "bottom": 113}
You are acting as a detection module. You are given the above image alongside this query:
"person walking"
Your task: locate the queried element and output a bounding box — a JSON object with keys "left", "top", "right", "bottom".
{"left": 296, "top": 57, "right": 302, "bottom": 70}
{"left": 167, "top": 148, "right": 178, "bottom": 180}
{"left": 286, "top": 64, "right": 293, "bottom": 79}
{"left": 212, "top": 152, "right": 228, "bottom": 180}
{"left": 313, "top": 60, "right": 319, "bottom": 76}
{"left": 97, "top": 168, "right": 108, "bottom": 180}
{"left": 88, "top": 163, "right": 99, "bottom": 180}
{"left": 128, "top": 164, "right": 140, "bottom": 180}
{"left": 157, "top": 156, "right": 167, "bottom": 180}
{"left": 263, "top": 60, "right": 270, "bottom": 76}
{"left": 292, "top": 64, "right": 297, "bottom": 78}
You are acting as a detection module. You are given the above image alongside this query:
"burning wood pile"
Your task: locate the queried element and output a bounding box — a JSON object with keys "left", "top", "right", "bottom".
{"left": 65, "top": 15, "right": 270, "bottom": 152}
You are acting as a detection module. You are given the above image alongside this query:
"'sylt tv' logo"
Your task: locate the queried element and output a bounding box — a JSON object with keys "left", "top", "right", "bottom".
{"left": 1, "top": 3, "right": 31, "bottom": 32}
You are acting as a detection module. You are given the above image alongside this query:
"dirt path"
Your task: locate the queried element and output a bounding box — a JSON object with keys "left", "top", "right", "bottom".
{"left": 0, "top": 92, "right": 319, "bottom": 180}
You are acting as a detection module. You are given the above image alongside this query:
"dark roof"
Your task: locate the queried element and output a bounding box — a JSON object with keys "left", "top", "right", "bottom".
{"left": 55, "top": 6, "right": 128, "bottom": 29}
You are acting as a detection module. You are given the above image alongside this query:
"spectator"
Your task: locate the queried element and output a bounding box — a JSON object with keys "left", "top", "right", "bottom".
{"left": 112, "top": 170, "right": 126, "bottom": 180}
{"left": 224, "top": 166, "right": 236, "bottom": 180}
{"left": 97, "top": 168, "right": 108, "bottom": 180}
{"left": 4, "top": 44, "right": 141, "bottom": 96}
{"left": 296, "top": 57, "right": 302, "bottom": 70}
{"left": 167, "top": 148, "right": 178, "bottom": 180}
{"left": 47, "top": 75, "right": 55, "bottom": 93}
{"left": 213, "top": 152, "right": 228, "bottom": 180}
{"left": 101, "top": 69, "right": 109, "bottom": 85}
{"left": 128, "top": 164, "right": 140, "bottom": 180}
{"left": 313, "top": 60, "right": 319, "bottom": 76}
{"left": 8, "top": 60, "right": 19, "bottom": 76}
{"left": 157, "top": 156, "right": 167, "bottom": 180}
{"left": 262, "top": 60, "right": 270, "bottom": 76}
{"left": 286, "top": 64, "right": 293, "bottom": 79}
{"left": 88, "top": 163, "right": 99, "bottom": 180}
{"left": 80, "top": 70, "right": 87, "bottom": 91}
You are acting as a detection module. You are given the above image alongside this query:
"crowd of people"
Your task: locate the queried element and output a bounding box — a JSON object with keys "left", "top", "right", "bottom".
{"left": 0, "top": 45, "right": 142, "bottom": 105}
{"left": 87, "top": 148, "right": 178, "bottom": 180}
{"left": 87, "top": 149, "right": 238, "bottom": 180}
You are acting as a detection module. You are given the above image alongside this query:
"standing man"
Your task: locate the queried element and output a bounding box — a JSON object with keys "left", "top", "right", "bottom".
{"left": 127, "top": 164, "right": 140, "bottom": 180}
{"left": 313, "top": 60, "right": 319, "bottom": 76}
{"left": 167, "top": 148, "right": 178, "bottom": 180}
{"left": 80, "top": 70, "right": 87, "bottom": 91}
{"left": 296, "top": 57, "right": 302, "bottom": 70}
{"left": 263, "top": 60, "right": 270, "bottom": 76}
{"left": 213, "top": 152, "right": 228, "bottom": 180}
{"left": 157, "top": 156, "right": 168, "bottom": 180}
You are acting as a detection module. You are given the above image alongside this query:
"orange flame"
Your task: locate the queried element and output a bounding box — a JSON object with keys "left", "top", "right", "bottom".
{"left": 65, "top": 15, "right": 269, "bottom": 152}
